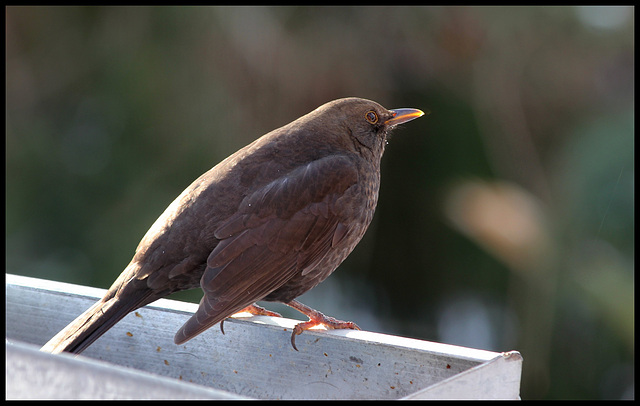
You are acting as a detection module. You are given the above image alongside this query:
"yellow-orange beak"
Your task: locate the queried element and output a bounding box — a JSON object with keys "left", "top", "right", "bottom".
{"left": 385, "top": 108, "right": 425, "bottom": 127}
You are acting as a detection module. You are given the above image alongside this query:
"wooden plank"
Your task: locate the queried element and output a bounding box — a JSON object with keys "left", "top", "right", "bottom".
{"left": 5, "top": 274, "right": 521, "bottom": 399}
{"left": 6, "top": 341, "right": 248, "bottom": 400}
{"left": 402, "top": 351, "right": 523, "bottom": 400}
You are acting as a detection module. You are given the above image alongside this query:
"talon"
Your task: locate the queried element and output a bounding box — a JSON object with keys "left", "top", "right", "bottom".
{"left": 290, "top": 329, "right": 300, "bottom": 351}
{"left": 284, "top": 299, "right": 360, "bottom": 351}
{"left": 220, "top": 304, "right": 281, "bottom": 337}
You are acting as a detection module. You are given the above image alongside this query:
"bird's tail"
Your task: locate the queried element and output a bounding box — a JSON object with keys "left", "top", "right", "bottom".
{"left": 40, "top": 285, "right": 154, "bottom": 355}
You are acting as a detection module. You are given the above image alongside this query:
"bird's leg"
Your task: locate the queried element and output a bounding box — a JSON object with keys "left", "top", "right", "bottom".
{"left": 219, "top": 303, "right": 282, "bottom": 334}
{"left": 285, "top": 299, "right": 360, "bottom": 351}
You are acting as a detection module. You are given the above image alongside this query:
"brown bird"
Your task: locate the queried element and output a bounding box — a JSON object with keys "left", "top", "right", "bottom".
{"left": 41, "top": 97, "right": 424, "bottom": 354}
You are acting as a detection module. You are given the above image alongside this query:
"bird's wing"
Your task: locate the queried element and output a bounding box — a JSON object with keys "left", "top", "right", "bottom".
{"left": 174, "top": 154, "right": 359, "bottom": 344}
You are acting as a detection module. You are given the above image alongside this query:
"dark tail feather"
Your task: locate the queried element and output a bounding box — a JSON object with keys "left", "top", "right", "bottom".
{"left": 40, "top": 289, "right": 153, "bottom": 355}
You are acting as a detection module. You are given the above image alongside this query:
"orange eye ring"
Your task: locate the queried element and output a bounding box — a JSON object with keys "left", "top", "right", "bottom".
{"left": 365, "top": 110, "right": 378, "bottom": 124}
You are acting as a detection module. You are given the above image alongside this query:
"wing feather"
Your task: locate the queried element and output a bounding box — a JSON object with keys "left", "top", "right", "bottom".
{"left": 174, "top": 154, "right": 359, "bottom": 344}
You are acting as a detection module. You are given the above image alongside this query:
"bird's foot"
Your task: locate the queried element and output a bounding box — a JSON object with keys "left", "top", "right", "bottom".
{"left": 219, "top": 304, "right": 282, "bottom": 334}
{"left": 286, "top": 299, "right": 360, "bottom": 351}
{"left": 240, "top": 303, "right": 282, "bottom": 318}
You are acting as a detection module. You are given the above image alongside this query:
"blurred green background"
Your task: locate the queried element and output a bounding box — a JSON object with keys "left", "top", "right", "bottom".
{"left": 6, "top": 6, "right": 633, "bottom": 399}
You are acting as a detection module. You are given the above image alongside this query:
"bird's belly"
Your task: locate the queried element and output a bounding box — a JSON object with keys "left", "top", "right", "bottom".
{"left": 262, "top": 212, "right": 371, "bottom": 303}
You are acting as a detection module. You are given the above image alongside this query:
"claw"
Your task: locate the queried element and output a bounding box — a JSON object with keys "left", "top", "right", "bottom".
{"left": 291, "top": 329, "right": 299, "bottom": 352}
{"left": 285, "top": 299, "right": 360, "bottom": 351}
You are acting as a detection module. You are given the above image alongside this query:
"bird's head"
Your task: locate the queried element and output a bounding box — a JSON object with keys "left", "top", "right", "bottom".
{"left": 309, "top": 97, "right": 424, "bottom": 159}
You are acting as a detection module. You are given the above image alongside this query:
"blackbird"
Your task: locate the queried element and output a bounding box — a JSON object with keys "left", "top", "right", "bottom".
{"left": 41, "top": 97, "right": 424, "bottom": 354}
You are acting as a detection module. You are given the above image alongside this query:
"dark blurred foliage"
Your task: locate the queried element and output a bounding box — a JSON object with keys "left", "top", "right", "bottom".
{"left": 6, "top": 6, "right": 634, "bottom": 399}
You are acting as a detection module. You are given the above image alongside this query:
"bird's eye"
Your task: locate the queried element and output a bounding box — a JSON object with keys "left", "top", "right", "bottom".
{"left": 365, "top": 110, "right": 378, "bottom": 124}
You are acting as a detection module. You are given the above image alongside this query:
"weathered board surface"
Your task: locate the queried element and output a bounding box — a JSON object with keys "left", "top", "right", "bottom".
{"left": 6, "top": 274, "right": 522, "bottom": 399}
